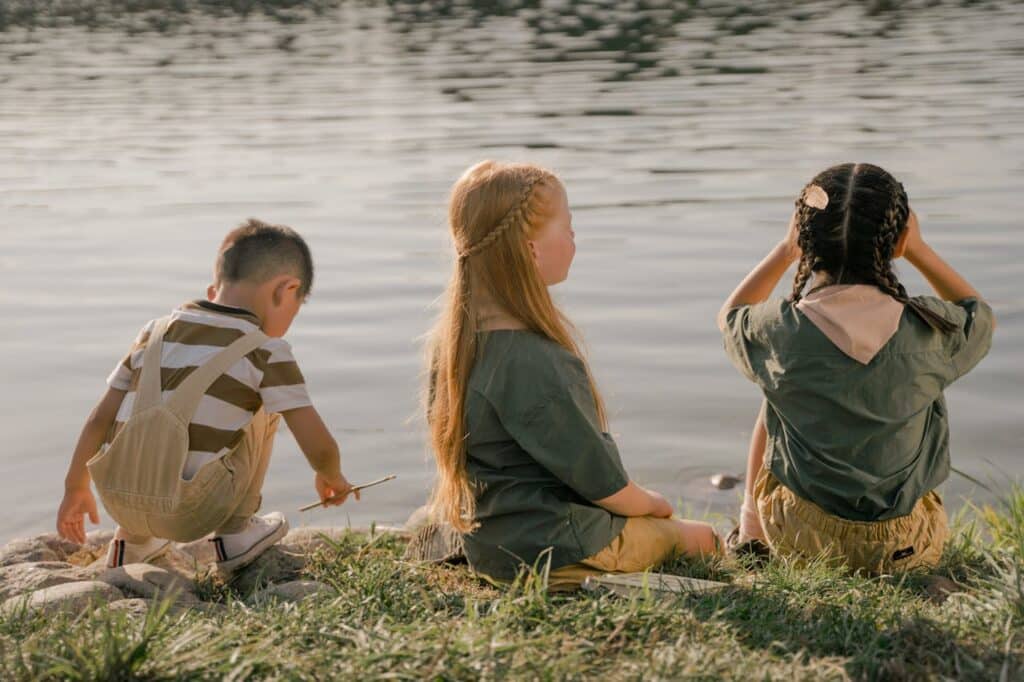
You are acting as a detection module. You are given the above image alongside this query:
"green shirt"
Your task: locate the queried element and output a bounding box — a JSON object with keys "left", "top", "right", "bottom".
{"left": 462, "top": 330, "right": 629, "bottom": 581}
{"left": 723, "top": 295, "right": 994, "bottom": 521}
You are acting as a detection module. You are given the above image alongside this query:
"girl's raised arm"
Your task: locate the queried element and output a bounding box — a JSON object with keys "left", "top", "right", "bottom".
{"left": 717, "top": 213, "right": 801, "bottom": 331}
{"left": 902, "top": 210, "right": 986, "bottom": 309}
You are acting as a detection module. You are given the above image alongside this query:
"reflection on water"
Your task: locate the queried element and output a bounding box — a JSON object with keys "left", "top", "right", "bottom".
{"left": 0, "top": 1, "right": 1021, "bottom": 540}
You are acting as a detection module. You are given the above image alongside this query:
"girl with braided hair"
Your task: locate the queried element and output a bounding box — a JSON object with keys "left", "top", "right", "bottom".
{"left": 719, "top": 162, "right": 994, "bottom": 573}
{"left": 426, "top": 161, "right": 719, "bottom": 587}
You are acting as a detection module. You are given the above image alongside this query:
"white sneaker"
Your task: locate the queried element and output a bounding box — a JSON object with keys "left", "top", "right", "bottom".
{"left": 210, "top": 512, "right": 289, "bottom": 573}
{"left": 106, "top": 536, "right": 172, "bottom": 568}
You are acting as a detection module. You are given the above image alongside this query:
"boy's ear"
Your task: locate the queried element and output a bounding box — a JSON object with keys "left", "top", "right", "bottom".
{"left": 272, "top": 276, "right": 302, "bottom": 305}
{"left": 894, "top": 226, "right": 910, "bottom": 258}
{"left": 206, "top": 284, "right": 216, "bottom": 301}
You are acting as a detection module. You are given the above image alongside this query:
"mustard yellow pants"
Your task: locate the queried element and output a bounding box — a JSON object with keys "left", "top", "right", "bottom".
{"left": 755, "top": 467, "right": 949, "bottom": 574}
{"left": 546, "top": 516, "right": 689, "bottom": 590}
{"left": 117, "top": 411, "right": 279, "bottom": 543}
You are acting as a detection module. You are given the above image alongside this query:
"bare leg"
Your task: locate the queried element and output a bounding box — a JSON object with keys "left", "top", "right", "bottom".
{"left": 739, "top": 404, "right": 768, "bottom": 543}
{"left": 671, "top": 518, "right": 722, "bottom": 556}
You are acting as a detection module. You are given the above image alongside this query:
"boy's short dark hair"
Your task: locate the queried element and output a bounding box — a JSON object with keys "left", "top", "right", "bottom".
{"left": 215, "top": 219, "right": 314, "bottom": 297}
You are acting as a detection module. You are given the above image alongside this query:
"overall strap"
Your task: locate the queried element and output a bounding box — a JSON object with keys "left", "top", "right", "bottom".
{"left": 165, "top": 330, "right": 269, "bottom": 423}
{"left": 131, "top": 316, "right": 172, "bottom": 417}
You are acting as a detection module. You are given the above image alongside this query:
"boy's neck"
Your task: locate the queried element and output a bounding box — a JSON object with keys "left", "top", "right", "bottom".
{"left": 208, "top": 283, "right": 267, "bottom": 325}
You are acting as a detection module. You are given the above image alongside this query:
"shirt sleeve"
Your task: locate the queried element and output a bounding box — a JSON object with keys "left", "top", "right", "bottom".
{"left": 949, "top": 297, "right": 994, "bottom": 380}
{"left": 721, "top": 302, "right": 779, "bottom": 388}
{"left": 106, "top": 320, "right": 155, "bottom": 390}
{"left": 501, "top": 369, "right": 629, "bottom": 502}
{"left": 258, "top": 339, "right": 313, "bottom": 414}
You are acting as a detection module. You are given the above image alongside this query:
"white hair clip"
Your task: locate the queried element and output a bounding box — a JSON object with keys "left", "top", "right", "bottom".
{"left": 804, "top": 184, "right": 829, "bottom": 210}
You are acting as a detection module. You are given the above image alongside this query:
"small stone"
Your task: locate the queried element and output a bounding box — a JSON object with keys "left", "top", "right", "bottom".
{"left": 1, "top": 580, "right": 124, "bottom": 617}
{"left": 98, "top": 563, "right": 197, "bottom": 603}
{"left": 0, "top": 561, "right": 98, "bottom": 601}
{"left": 710, "top": 473, "right": 742, "bottom": 490}
{"left": 228, "top": 545, "right": 307, "bottom": 595}
{"left": 106, "top": 598, "right": 152, "bottom": 618}
{"left": 254, "top": 579, "right": 333, "bottom": 604}
{"left": 922, "top": 575, "right": 964, "bottom": 604}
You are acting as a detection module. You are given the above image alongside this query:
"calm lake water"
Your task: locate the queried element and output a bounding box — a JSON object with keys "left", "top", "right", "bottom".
{"left": 1, "top": 2, "right": 1022, "bottom": 541}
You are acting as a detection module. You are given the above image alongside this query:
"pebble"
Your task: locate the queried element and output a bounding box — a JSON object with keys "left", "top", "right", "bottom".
{"left": 253, "top": 579, "right": 334, "bottom": 604}
{"left": 710, "top": 473, "right": 743, "bottom": 490}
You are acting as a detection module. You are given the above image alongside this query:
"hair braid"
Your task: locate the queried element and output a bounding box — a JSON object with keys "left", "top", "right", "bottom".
{"left": 871, "top": 198, "right": 909, "bottom": 302}
{"left": 457, "top": 172, "right": 546, "bottom": 258}
{"left": 790, "top": 191, "right": 820, "bottom": 302}
{"left": 872, "top": 183, "right": 958, "bottom": 333}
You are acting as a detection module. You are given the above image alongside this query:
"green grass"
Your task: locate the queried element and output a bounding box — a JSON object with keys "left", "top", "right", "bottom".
{"left": 2, "top": 490, "right": 1023, "bottom": 681}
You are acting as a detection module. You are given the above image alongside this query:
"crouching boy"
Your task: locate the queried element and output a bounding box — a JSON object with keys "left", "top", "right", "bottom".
{"left": 56, "top": 219, "right": 357, "bottom": 571}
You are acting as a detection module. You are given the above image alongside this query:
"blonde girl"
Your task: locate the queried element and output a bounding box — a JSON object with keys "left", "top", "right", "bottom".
{"left": 721, "top": 163, "right": 994, "bottom": 573}
{"left": 427, "top": 161, "right": 719, "bottom": 587}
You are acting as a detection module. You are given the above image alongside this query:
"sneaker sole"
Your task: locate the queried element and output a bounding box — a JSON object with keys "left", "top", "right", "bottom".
{"left": 216, "top": 518, "right": 290, "bottom": 574}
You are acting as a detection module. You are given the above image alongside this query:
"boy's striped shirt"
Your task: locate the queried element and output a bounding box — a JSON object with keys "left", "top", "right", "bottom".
{"left": 105, "top": 300, "right": 312, "bottom": 478}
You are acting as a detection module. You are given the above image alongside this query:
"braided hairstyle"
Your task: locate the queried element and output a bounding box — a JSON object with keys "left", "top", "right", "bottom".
{"left": 427, "top": 161, "right": 608, "bottom": 532}
{"left": 790, "top": 163, "right": 957, "bottom": 333}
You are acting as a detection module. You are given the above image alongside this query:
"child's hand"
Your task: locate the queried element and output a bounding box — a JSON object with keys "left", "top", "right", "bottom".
{"left": 780, "top": 209, "right": 802, "bottom": 263}
{"left": 901, "top": 209, "right": 925, "bottom": 261}
{"left": 314, "top": 472, "right": 360, "bottom": 507}
{"left": 646, "top": 489, "right": 674, "bottom": 519}
{"left": 56, "top": 486, "right": 99, "bottom": 544}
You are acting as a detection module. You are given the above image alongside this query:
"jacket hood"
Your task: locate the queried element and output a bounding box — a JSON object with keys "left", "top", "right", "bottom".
{"left": 795, "top": 284, "right": 905, "bottom": 364}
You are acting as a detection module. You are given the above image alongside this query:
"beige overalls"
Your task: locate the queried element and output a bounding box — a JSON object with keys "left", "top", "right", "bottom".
{"left": 88, "top": 316, "right": 280, "bottom": 543}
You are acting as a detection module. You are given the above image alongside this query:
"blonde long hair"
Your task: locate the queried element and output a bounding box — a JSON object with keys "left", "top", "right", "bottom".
{"left": 427, "top": 161, "right": 607, "bottom": 533}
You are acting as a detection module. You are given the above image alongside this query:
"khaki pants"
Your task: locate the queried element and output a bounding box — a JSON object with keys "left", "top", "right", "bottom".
{"left": 546, "top": 516, "right": 688, "bottom": 590}
{"left": 116, "top": 410, "right": 279, "bottom": 543}
{"left": 754, "top": 467, "right": 948, "bottom": 574}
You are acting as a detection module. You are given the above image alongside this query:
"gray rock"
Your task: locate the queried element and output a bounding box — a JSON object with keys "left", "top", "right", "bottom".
{"left": 0, "top": 531, "right": 115, "bottom": 568}
{"left": 105, "top": 595, "right": 227, "bottom": 618}
{"left": 175, "top": 537, "right": 217, "bottom": 566}
{"left": 105, "top": 597, "right": 152, "bottom": 618}
{"left": 229, "top": 545, "right": 307, "bottom": 595}
{"left": 404, "top": 523, "right": 465, "bottom": 564}
{"left": 0, "top": 561, "right": 98, "bottom": 601}
{"left": 98, "top": 563, "right": 197, "bottom": 603}
{"left": 1, "top": 580, "right": 124, "bottom": 617}
{"left": 0, "top": 536, "right": 67, "bottom": 566}
{"left": 253, "top": 579, "right": 334, "bottom": 604}
{"left": 404, "top": 505, "right": 433, "bottom": 532}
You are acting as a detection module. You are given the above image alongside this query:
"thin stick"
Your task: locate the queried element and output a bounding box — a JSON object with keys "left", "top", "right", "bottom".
{"left": 298, "top": 475, "right": 397, "bottom": 512}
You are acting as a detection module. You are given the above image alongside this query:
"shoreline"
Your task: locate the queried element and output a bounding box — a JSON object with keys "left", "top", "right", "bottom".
{"left": 0, "top": 490, "right": 1022, "bottom": 678}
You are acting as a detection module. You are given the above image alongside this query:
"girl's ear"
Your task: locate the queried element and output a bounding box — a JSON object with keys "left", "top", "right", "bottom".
{"left": 526, "top": 239, "right": 539, "bottom": 262}
{"left": 893, "top": 224, "right": 910, "bottom": 258}
{"left": 206, "top": 284, "right": 216, "bottom": 301}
